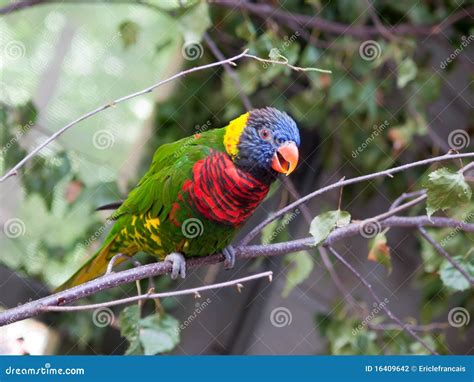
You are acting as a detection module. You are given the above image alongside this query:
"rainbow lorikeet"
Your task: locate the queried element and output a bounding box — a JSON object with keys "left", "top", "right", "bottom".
{"left": 57, "top": 107, "right": 300, "bottom": 291}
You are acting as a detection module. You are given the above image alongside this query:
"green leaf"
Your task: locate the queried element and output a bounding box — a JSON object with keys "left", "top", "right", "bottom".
{"left": 368, "top": 233, "right": 392, "bottom": 274}
{"left": 119, "top": 307, "right": 180, "bottom": 355}
{"left": 119, "top": 21, "right": 139, "bottom": 49}
{"left": 439, "top": 253, "right": 474, "bottom": 291}
{"left": 139, "top": 314, "right": 180, "bottom": 355}
{"left": 309, "top": 210, "right": 351, "bottom": 246}
{"left": 282, "top": 251, "right": 314, "bottom": 297}
{"left": 119, "top": 305, "right": 143, "bottom": 355}
{"left": 397, "top": 57, "right": 417, "bottom": 88}
{"left": 422, "top": 168, "right": 472, "bottom": 217}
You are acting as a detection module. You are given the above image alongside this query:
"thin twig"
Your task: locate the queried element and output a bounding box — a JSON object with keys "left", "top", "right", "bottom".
{"left": 244, "top": 53, "right": 332, "bottom": 74}
{"left": 203, "top": 33, "right": 252, "bottom": 110}
{"left": 360, "top": 194, "right": 427, "bottom": 223}
{"left": 2, "top": 0, "right": 473, "bottom": 41}
{"left": 241, "top": 154, "right": 474, "bottom": 245}
{"left": 418, "top": 227, "right": 474, "bottom": 286}
{"left": 282, "top": 177, "right": 359, "bottom": 308}
{"left": 42, "top": 271, "right": 273, "bottom": 312}
{"left": 368, "top": 322, "right": 450, "bottom": 332}
{"left": 0, "top": 50, "right": 327, "bottom": 183}
{"left": 326, "top": 246, "right": 438, "bottom": 355}
{"left": 460, "top": 161, "right": 474, "bottom": 174}
{"left": 0, "top": 50, "right": 248, "bottom": 182}
{"left": 1, "top": 215, "right": 473, "bottom": 326}
{"left": 365, "top": 0, "right": 397, "bottom": 41}
{"left": 389, "top": 190, "right": 427, "bottom": 210}
{"left": 211, "top": 0, "right": 474, "bottom": 39}
{"left": 319, "top": 247, "right": 359, "bottom": 309}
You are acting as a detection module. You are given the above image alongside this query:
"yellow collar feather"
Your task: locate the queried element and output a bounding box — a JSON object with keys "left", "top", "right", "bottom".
{"left": 223, "top": 112, "right": 249, "bottom": 159}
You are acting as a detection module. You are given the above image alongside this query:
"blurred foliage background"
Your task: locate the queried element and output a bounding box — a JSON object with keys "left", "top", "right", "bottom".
{"left": 0, "top": 0, "right": 473, "bottom": 355}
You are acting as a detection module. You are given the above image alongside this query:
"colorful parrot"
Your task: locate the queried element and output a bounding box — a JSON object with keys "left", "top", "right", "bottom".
{"left": 57, "top": 107, "right": 300, "bottom": 291}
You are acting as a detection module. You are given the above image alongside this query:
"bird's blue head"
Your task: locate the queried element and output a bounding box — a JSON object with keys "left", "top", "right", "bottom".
{"left": 224, "top": 107, "right": 300, "bottom": 182}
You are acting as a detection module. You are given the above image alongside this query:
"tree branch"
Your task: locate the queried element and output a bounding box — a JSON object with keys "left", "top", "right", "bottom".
{"left": 4, "top": 0, "right": 472, "bottom": 39}
{"left": 389, "top": 190, "right": 426, "bottom": 210}
{"left": 0, "top": 49, "right": 328, "bottom": 183}
{"left": 368, "top": 322, "right": 450, "bottom": 332}
{"left": 1, "top": 215, "right": 473, "bottom": 326}
{"left": 326, "top": 246, "right": 438, "bottom": 355}
{"left": 241, "top": 153, "right": 474, "bottom": 246}
{"left": 360, "top": 193, "right": 427, "bottom": 223}
{"left": 203, "top": 32, "right": 252, "bottom": 110}
{"left": 211, "top": 0, "right": 474, "bottom": 40}
{"left": 418, "top": 227, "right": 474, "bottom": 286}
{"left": 0, "top": 50, "right": 245, "bottom": 182}
{"left": 43, "top": 271, "right": 273, "bottom": 312}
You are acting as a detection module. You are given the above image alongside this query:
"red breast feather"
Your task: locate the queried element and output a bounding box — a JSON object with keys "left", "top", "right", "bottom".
{"left": 183, "top": 151, "right": 270, "bottom": 226}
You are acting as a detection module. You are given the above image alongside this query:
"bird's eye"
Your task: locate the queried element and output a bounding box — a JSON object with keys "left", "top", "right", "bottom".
{"left": 259, "top": 128, "right": 272, "bottom": 141}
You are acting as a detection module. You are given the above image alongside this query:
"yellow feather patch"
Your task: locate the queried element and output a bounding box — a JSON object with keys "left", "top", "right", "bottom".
{"left": 144, "top": 215, "right": 160, "bottom": 231}
{"left": 151, "top": 233, "right": 162, "bottom": 245}
{"left": 223, "top": 112, "right": 249, "bottom": 158}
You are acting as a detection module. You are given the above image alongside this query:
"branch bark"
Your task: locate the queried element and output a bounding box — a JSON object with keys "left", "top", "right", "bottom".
{"left": 419, "top": 227, "right": 474, "bottom": 286}
{"left": 241, "top": 153, "right": 474, "bottom": 245}
{"left": 44, "top": 271, "right": 273, "bottom": 311}
{"left": 3, "top": 0, "right": 472, "bottom": 40}
{"left": 326, "top": 246, "right": 438, "bottom": 355}
{"left": 211, "top": 0, "right": 474, "bottom": 39}
{"left": 0, "top": 49, "right": 327, "bottom": 183}
{"left": 1, "top": 215, "right": 473, "bottom": 326}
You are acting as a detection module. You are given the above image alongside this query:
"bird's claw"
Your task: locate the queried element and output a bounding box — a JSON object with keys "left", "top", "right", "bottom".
{"left": 222, "top": 245, "right": 236, "bottom": 270}
{"left": 165, "top": 252, "right": 186, "bottom": 280}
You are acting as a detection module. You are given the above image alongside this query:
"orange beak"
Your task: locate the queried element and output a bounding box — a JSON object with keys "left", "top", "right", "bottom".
{"left": 271, "top": 141, "right": 299, "bottom": 176}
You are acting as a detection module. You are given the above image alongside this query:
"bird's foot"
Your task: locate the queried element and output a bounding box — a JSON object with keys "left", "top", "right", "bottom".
{"left": 165, "top": 252, "right": 186, "bottom": 280}
{"left": 222, "top": 245, "right": 236, "bottom": 270}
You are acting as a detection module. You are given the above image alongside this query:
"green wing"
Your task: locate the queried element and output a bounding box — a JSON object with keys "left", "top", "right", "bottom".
{"left": 114, "top": 127, "right": 226, "bottom": 220}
